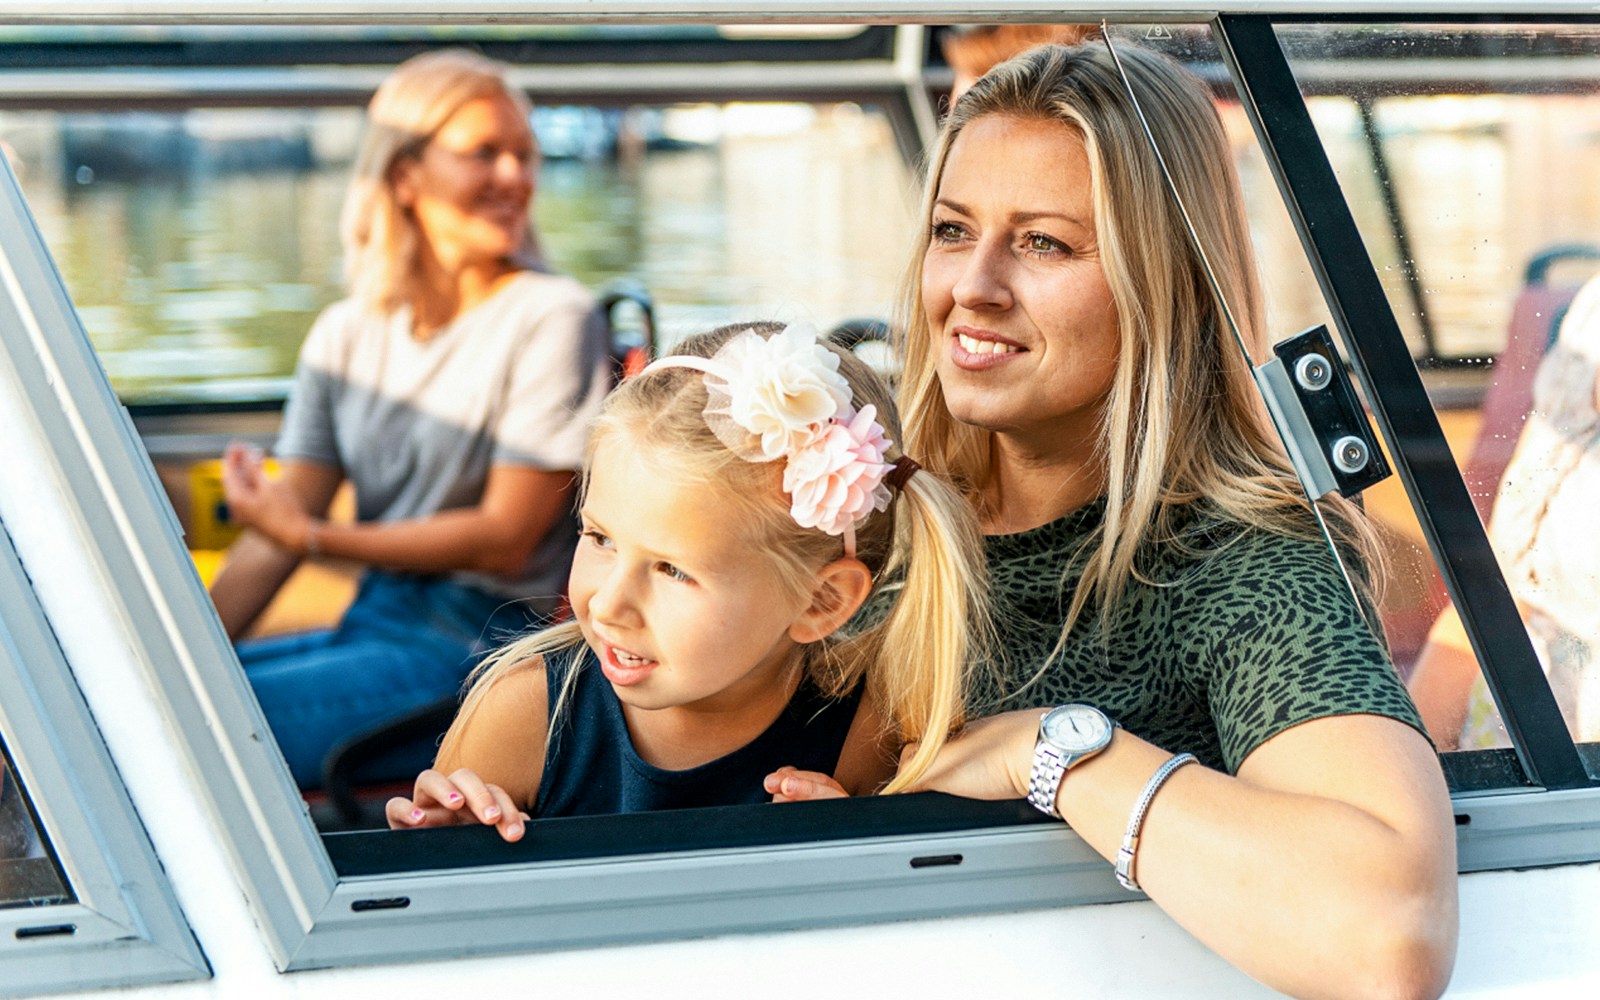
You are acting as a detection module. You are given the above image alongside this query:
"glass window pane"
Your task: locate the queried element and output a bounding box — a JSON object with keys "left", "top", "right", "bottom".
{"left": 0, "top": 735, "right": 72, "bottom": 908}
{"left": 1275, "top": 22, "right": 1600, "bottom": 781}
{"left": 7, "top": 96, "right": 913, "bottom": 823}
{"left": 5, "top": 102, "right": 910, "bottom": 407}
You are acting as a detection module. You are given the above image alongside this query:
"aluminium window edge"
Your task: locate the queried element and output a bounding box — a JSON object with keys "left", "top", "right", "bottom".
{"left": 0, "top": 523, "right": 208, "bottom": 993}
{"left": 0, "top": 152, "right": 336, "bottom": 969}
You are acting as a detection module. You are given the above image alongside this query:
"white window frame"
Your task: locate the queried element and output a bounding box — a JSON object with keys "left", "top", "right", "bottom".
{"left": 0, "top": 514, "right": 206, "bottom": 992}
{"left": 0, "top": 2, "right": 1595, "bottom": 981}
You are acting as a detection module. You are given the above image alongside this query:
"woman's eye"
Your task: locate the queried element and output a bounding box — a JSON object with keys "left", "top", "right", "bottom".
{"left": 656, "top": 562, "right": 692, "bottom": 583}
{"left": 1024, "top": 232, "right": 1067, "bottom": 256}
{"left": 930, "top": 220, "right": 967, "bottom": 244}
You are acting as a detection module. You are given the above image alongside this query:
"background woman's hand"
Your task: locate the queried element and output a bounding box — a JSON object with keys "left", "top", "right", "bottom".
{"left": 385, "top": 767, "right": 529, "bottom": 842}
{"left": 897, "top": 708, "right": 1042, "bottom": 800}
{"left": 221, "top": 440, "right": 314, "bottom": 553}
{"left": 764, "top": 766, "right": 849, "bottom": 802}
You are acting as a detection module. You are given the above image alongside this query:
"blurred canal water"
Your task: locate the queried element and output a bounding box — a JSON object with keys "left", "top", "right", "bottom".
{"left": 7, "top": 94, "right": 1600, "bottom": 404}
{"left": 2, "top": 102, "right": 914, "bottom": 404}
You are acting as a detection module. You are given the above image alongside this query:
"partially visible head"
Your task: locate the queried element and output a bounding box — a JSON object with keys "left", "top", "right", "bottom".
{"left": 589, "top": 322, "right": 903, "bottom": 600}
{"left": 941, "top": 23, "right": 1098, "bottom": 101}
{"left": 341, "top": 48, "right": 539, "bottom": 312}
{"left": 566, "top": 322, "right": 902, "bottom": 717}
{"left": 898, "top": 41, "right": 1348, "bottom": 638}
{"left": 901, "top": 41, "right": 1268, "bottom": 509}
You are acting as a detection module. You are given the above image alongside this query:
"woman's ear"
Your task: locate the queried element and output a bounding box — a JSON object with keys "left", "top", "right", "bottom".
{"left": 390, "top": 157, "right": 419, "bottom": 210}
{"left": 789, "top": 558, "right": 873, "bottom": 644}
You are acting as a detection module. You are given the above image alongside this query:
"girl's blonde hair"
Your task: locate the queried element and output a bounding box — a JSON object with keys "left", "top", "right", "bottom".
{"left": 442, "top": 322, "right": 991, "bottom": 795}
{"left": 340, "top": 48, "right": 540, "bottom": 313}
{"left": 897, "top": 41, "right": 1381, "bottom": 654}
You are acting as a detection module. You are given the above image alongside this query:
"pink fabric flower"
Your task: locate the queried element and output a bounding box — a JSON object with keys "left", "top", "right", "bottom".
{"left": 783, "top": 404, "right": 895, "bottom": 536}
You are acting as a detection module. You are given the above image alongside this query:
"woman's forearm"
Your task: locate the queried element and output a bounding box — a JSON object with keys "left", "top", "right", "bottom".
{"left": 914, "top": 709, "right": 1456, "bottom": 1000}
{"left": 209, "top": 530, "right": 303, "bottom": 640}
{"left": 310, "top": 466, "right": 576, "bottom": 578}
{"left": 1057, "top": 721, "right": 1456, "bottom": 1000}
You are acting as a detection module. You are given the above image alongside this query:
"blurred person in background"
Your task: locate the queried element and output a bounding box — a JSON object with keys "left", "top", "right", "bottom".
{"left": 210, "top": 49, "right": 611, "bottom": 789}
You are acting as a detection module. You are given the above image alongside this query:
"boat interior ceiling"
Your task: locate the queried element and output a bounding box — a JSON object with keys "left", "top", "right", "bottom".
{"left": 2, "top": 4, "right": 1600, "bottom": 993}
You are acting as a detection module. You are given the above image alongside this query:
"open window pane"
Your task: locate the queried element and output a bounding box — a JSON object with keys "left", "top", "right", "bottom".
{"left": 0, "top": 737, "right": 71, "bottom": 909}
{"left": 1275, "top": 22, "right": 1600, "bottom": 782}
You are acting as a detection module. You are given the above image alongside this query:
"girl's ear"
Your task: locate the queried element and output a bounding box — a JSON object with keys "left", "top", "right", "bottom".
{"left": 788, "top": 558, "right": 873, "bottom": 644}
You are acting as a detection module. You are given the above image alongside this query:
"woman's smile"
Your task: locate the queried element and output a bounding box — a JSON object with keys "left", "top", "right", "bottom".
{"left": 951, "top": 325, "right": 1026, "bottom": 369}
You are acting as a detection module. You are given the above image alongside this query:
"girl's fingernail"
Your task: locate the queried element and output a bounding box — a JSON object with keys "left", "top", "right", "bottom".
{"left": 446, "top": 792, "right": 462, "bottom": 803}
{"left": 508, "top": 823, "right": 524, "bottom": 838}
{"left": 484, "top": 806, "right": 500, "bottom": 820}
{"left": 410, "top": 809, "right": 423, "bottom": 822}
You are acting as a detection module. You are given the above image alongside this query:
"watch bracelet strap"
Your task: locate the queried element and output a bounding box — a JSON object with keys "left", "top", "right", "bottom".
{"left": 1114, "top": 752, "right": 1198, "bottom": 892}
{"left": 1027, "top": 745, "right": 1068, "bottom": 817}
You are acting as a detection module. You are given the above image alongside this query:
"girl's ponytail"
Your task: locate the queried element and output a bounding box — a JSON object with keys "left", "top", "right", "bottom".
{"left": 868, "top": 466, "right": 991, "bottom": 794}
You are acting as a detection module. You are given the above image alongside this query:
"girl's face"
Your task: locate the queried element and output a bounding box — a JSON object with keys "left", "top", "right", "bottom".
{"left": 920, "top": 114, "right": 1121, "bottom": 448}
{"left": 395, "top": 92, "right": 536, "bottom": 274}
{"left": 569, "top": 439, "right": 815, "bottom": 718}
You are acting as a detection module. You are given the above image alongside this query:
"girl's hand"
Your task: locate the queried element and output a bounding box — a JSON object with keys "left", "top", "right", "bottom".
{"left": 385, "top": 767, "right": 529, "bottom": 842}
{"left": 897, "top": 708, "right": 1042, "bottom": 800}
{"left": 764, "top": 766, "right": 849, "bottom": 802}
{"left": 221, "top": 440, "right": 314, "bottom": 553}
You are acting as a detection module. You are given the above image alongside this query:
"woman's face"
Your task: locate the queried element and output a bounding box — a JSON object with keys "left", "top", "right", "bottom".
{"left": 920, "top": 114, "right": 1120, "bottom": 448}
{"left": 396, "top": 92, "right": 537, "bottom": 274}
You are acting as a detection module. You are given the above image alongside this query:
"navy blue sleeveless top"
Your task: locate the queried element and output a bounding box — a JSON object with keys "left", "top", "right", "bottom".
{"left": 534, "top": 645, "right": 863, "bottom": 817}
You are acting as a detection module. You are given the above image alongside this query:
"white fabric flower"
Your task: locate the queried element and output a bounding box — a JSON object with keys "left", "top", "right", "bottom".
{"left": 715, "top": 323, "right": 853, "bottom": 461}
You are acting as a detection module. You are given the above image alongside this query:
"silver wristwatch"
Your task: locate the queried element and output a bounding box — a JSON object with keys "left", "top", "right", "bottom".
{"left": 1027, "top": 703, "right": 1116, "bottom": 817}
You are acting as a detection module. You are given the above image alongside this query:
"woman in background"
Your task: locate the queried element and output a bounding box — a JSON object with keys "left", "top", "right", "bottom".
{"left": 210, "top": 49, "right": 611, "bottom": 789}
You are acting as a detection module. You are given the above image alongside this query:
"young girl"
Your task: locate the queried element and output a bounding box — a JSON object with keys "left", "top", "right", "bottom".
{"left": 386, "top": 321, "right": 989, "bottom": 839}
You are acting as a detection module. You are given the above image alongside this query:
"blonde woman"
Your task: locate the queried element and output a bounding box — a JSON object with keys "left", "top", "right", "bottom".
{"left": 210, "top": 49, "right": 611, "bottom": 790}
{"left": 385, "top": 322, "right": 990, "bottom": 835}
{"left": 787, "top": 41, "right": 1458, "bottom": 1000}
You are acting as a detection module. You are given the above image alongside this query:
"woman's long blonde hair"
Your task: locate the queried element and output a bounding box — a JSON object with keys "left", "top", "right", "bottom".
{"left": 340, "top": 48, "right": 540, "bottom": 314}
{"left": 897, "top": 41, "right": 1381, "bottom": 648}
{"left": 442, "top": 323, "right": 992, "bottom": 795}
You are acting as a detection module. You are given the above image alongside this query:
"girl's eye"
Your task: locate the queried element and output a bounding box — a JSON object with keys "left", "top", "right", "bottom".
{"left": 581, "top": 528, "right": 612, "bottom": 549}
{"left": 930, "top": 220, "right": 967, "bottom": 244}
{"left": 1024, "top": 232, "right": 1067, "bottom": 256}
{"left": 656, "top": 562, "right": 692, "bottom": 583}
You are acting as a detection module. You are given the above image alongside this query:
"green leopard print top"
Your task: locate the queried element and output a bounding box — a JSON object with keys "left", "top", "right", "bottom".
{"left": 868, "top": 498, "right": 1427, "bottom": 775}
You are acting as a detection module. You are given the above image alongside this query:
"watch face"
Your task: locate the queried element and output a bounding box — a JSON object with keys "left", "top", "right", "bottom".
{"left": 1041, "top": 704, "right": 1113, "bottom": 753}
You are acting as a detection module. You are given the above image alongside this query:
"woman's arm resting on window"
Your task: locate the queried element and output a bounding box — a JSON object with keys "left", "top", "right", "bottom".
{"left": 209, "top": 453, "right": 342, "bottom": 640}
{"left": 906, "top": 710, "right": 1458, "bottom": 1000}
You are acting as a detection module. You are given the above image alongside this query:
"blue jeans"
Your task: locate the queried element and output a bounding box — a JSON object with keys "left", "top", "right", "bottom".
{"left": 237, "top": 572, "right": 548, "bottom": 789}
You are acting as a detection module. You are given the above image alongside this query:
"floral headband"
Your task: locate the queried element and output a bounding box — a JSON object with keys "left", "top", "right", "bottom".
{"left": 638, "top": 323, "right": 915, "bottom": 557}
